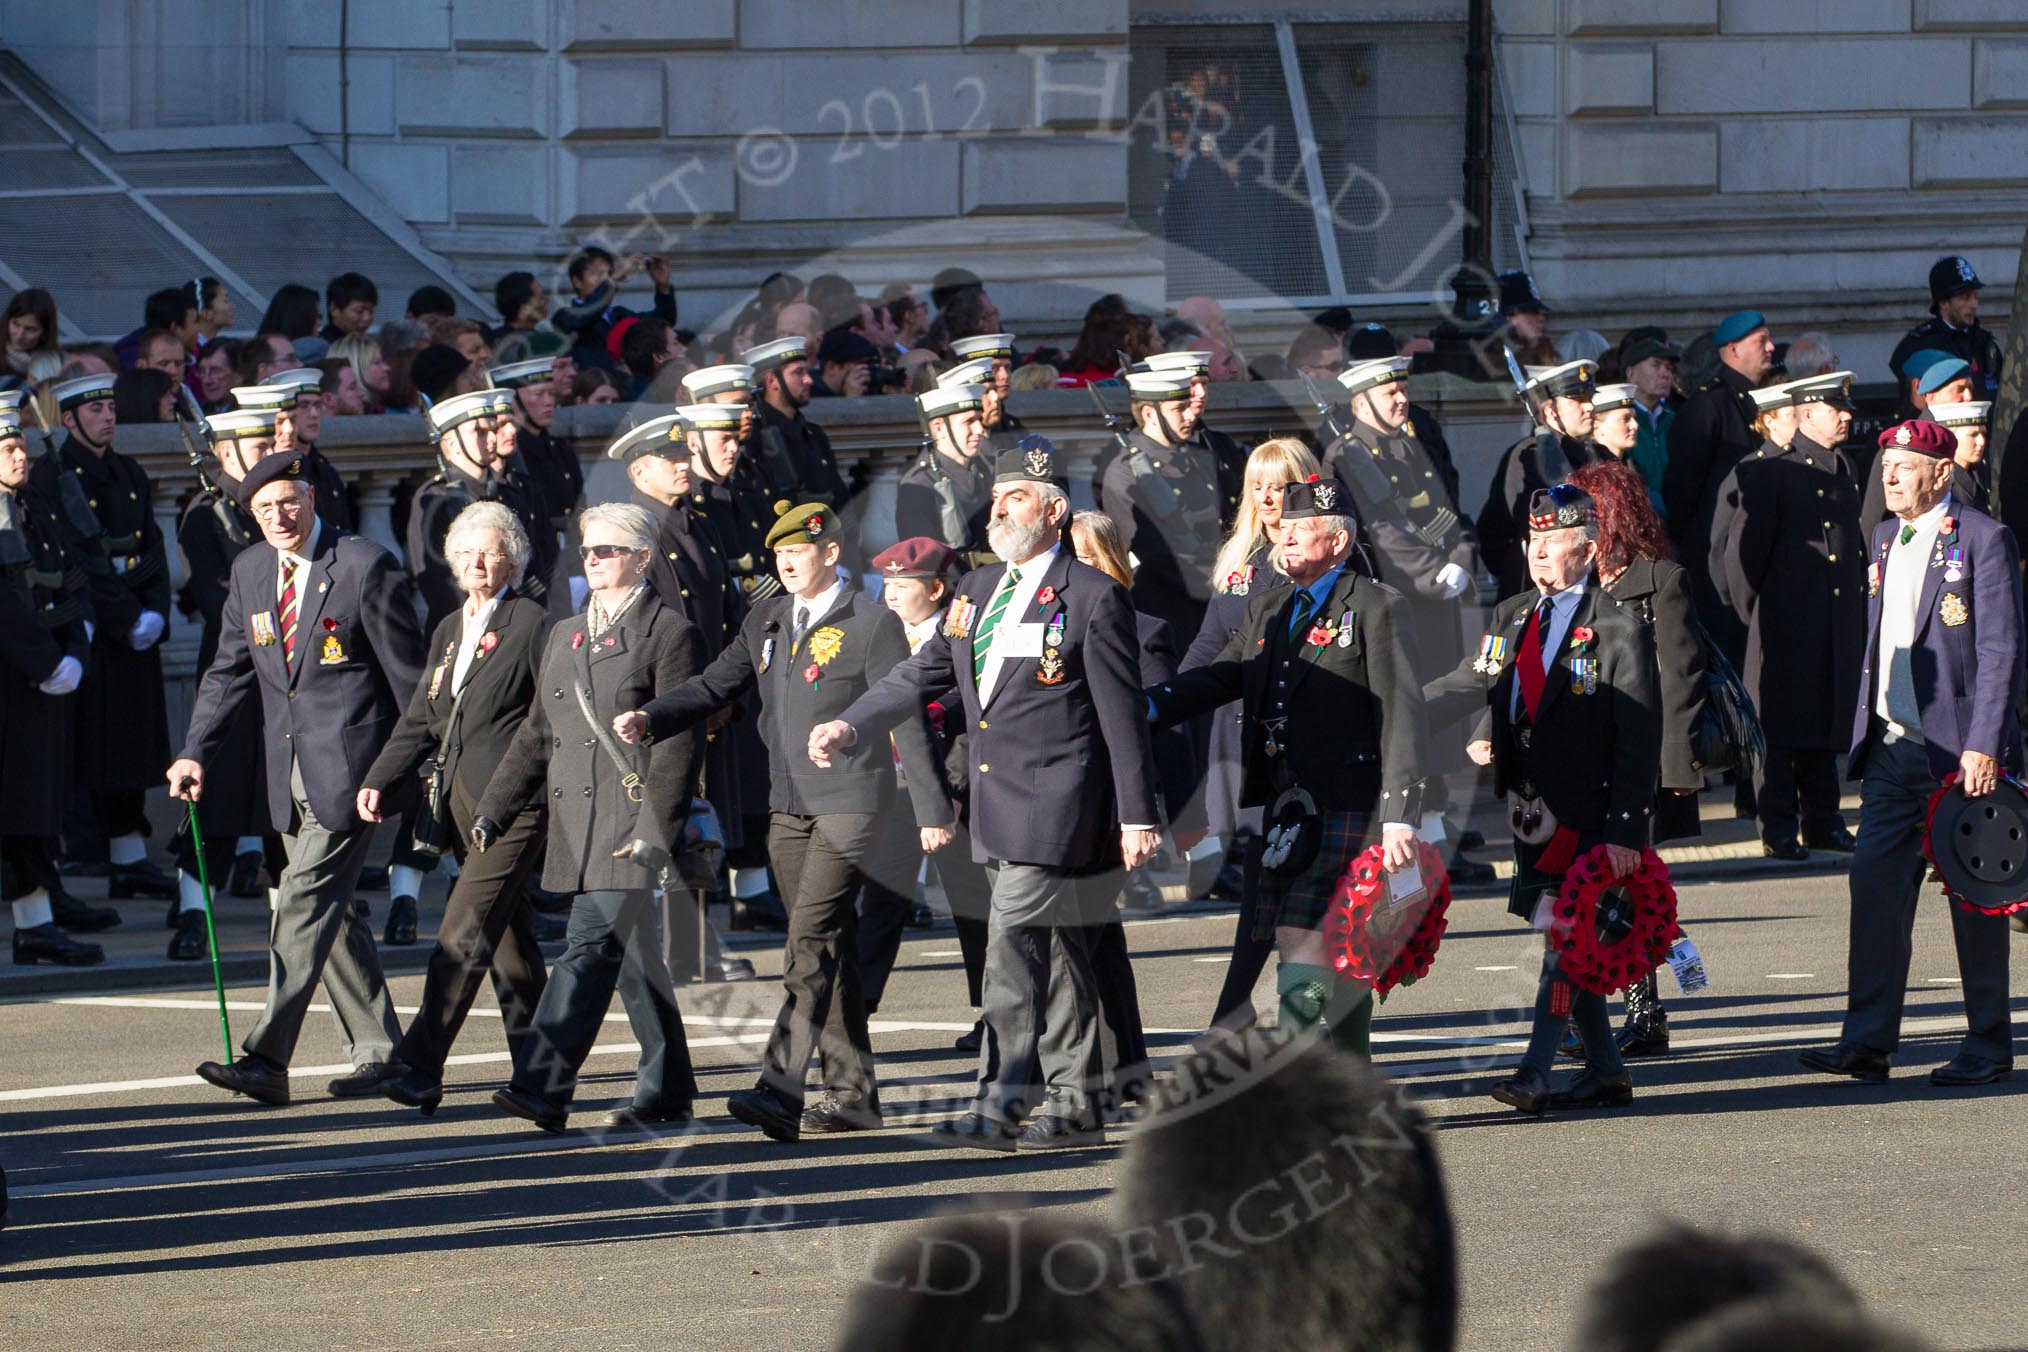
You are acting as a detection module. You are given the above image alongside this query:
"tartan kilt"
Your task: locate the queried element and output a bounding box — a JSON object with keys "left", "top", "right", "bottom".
{"left": 1253, "top": 808, "right": 1375, "bottom": 941}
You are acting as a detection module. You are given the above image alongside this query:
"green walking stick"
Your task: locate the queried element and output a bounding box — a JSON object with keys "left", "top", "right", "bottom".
{"left": 185, "top": 799, "right": 235, "bottom": 1061}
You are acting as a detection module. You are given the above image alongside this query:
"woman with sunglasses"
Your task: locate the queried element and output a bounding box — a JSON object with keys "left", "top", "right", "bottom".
{"left": 470, "top": 503, "right": 705, "bottom": 1132}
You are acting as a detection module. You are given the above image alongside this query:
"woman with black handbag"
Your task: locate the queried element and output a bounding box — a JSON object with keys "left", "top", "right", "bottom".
{"left": 1566, "top": 460, "right": 1710, "bottom": 1055}
{"left": 472, "top": 502, "right": 705, "bottom": 1133}
{"left": 357, "top": 501, "right": 551, "bottom": 1115}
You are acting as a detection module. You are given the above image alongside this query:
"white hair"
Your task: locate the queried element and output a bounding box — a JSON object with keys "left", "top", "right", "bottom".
{"left": 577, "top": 500, "right": 655, "bottom": 553}
{"left": 444, "top": 499, "right": 530, "bottom": 587}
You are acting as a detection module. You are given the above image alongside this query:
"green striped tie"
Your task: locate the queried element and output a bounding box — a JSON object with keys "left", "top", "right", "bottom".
{"left": 971, "top": 566, "right": 1022, "bottom": 683}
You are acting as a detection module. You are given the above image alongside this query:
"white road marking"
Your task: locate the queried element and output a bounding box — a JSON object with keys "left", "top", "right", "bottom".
{"left": 1474, "top": 965, "right": 1518, "bottom": 972}
{"left": 1766, "top": 973, "right": 1815, "bottom": 980}
{"left": 1193, "top": 956, "right": 1227, "bottom": 963}
{"left": 918, "top": 950, "right": 964, "bottom": 958}
{"left": 1925, "top": 977, "right": 1963, "bottom": 984}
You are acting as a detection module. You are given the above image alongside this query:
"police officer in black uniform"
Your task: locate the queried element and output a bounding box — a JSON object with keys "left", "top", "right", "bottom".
{"left": 897, "top": 381, "right": 994, "bottom": 562}
{"left": 170, "top": 406, "right": 290, "bottom": 959}
{"left": 2, "top": 401, "right": 108, "bottom": 964}
{"left": 1479, "top": 360, "right": 1605, "bottom": 598}
{"left": 29, "top": 372, "right": 177, "bottom": 901}
{"left": 1097, "top": 369, "right": 1227, "bottom": 643}
{"left": 1718, "top": 373, "right": 1867, "bottom": 859}
{"left": 1889, "top": 255, "right": 2004, "bottom": 412}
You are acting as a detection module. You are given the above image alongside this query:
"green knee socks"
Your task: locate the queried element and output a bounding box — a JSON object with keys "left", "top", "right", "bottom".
{"left": 1276, "top": 962, "right": 1374, "bottom": 1058}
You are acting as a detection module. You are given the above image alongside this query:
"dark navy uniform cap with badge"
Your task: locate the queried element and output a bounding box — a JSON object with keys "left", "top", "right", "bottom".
{"left": 1792, "top": 369, "right": 1857, "bottom": 412}
{"left": 1522, "top": 359, "right": 1598, "bottom": 403}
{"left": 1930, "top": 254, "right": 1983, "bottom": 310}
{"left": 994, "top": 433, "right": 1069, "bottom": 489}
{"left": 236, "top": 450, "right": 310, "bottom": 503}
{"left": 1282, "top": 472, "right": 1351, "bottom": 520}
{"left": 1498, "top": 270, "right": 1549, "bottom": 316}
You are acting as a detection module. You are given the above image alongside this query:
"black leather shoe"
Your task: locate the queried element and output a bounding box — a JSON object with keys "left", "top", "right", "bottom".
{"left": 738, "top": 888, "right": 789, "bottom": 931}
{"left": 1490, "top": 1065, "right": 1551, "bottom": 1115}
{"left": 606, "top": 1101, "right": 694, "bottom": 1129}
{"left": 1447, "top": 852, "right": 1497, "bottom": 886}
{"left": 1930, "top": 1053, "right": 2012, "bottom": 1087}
{"left": 228, "top": 850, "right": 266, "bottom": 898}
{"left": 1802, "top": 826, "right": 1858, "bottom": 854}
{"left": 706, "top": 954, "right": 757, "bottom": 982}
{"left": 381, "top": 1071, "right": 445, "bottom": 1116}
{"left": 1017, "top": 1114, "right": 1106, "bottom": 1150}
{"left": 197, "top": 1055, "right": 290, "bottom": 1105}
{"left": 167, "top": 910, "right": 209, "bottom": 961}
{"left": 929, "top": 1111, "right": 1021, "bottom": 1154}
{"left": 1762, "top": 840, "right": 1810, "bottom": 861}
{"left": 954, "top": 1019, "right": 984, "bottom": 1054}
{"left": 12, "top": 923, "right": 105, "bottom": 966}
{"left": 51, "top": 891, "right": 121, "bottom": 933}
{"left": 328, "top": 1062, "right": 405, "bottom": 1097}
{"left": 107, "top": 859, "right": 177, "bottom": 900}
{"left": 907, "top": 902, "right": 936, "bottom": 929}
{"left": 1798, "top": 1045, "right": 1889, "bottom": 1084}
{"left": 726, "top": 1085, "right": 803, "bottom": 1142}
{"left": 1121, "top": 871, "right": 1164, "bottom": 913}
{"left": 382, "top": 895, "right": 418, "bottom": 946}
{"left": 1617, "top": 1018, "right": 1671, "bottom": 1059}
{"left": 1549, "top": 1068, "right": 1634, "bottom": 1109}
{"left": 492, "top": 1086, "right": 566, "bottom": 1133}
{"left": 802, "top": 1095, "right": 883, "bottom": 1133}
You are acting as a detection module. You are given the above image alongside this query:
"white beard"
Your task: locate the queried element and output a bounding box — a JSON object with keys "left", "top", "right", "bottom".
{"left": 988, "top": 514, "right": 1053, "bottom": 562}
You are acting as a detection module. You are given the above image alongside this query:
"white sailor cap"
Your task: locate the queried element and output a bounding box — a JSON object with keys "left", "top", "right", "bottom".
{"left": 740, "top": 336, "right": 808, "bottom": 371}
{"left": 1748, "top": 379, "right": 1805, "bottom": 413}
{"left": 1125, "top": 370, "right": 1193, "bottom": 401}
{"left": 681, "top": 364, "right": 755, "bottom": 399}
{"left": 1144, "top": 350, "right": 1212, "bottom": 376}
{"left": 921, "top": 384, "right": 985, "bottom": 420}
{"left": 482, "top": 387, "right": 517, "bottom": 415}
{"left": 262, "top": 367, "right": 325, "bottom": 394}
{"left": 1590, "top": 382, "right": 1638, "bottom": 413}
{"left": 206, "top": 408, "right": 279, "bottom": 440}
{"left": 937, "top": 357, "right": 996, "bottom": 389}
{"left": 0, "top": 409, "right": 21, "bottom": 439}
{"left": 1338, "top": 356, "right": 1411, "bottom": 397}
{"left": 606, "top": 414, "right": 684, "bottom": 462}
{"left": 1928, "top": 400, "right": 1992, "bottom": 429}
{"left": 488, "top": 358, "right": 555, "bottom": 390}
{"left": 678, "top": 402, "right": 745, "bottom": 434}
{"left": 0, "top": 389, "right": 24, "bottom": 414}
{"left": 50, "top": 373, "right": 115, "bottom": 410}
{"left": 232, "top": 383, "right": 298, "bottom": 412}
{"left": 1521, "top": 360, "right": 1597, "bottom": 400}
{"left": 426, "top": 389, "right": 498, "bottom": 436}
{"left": 951, "top": 332, "right": 1015, "bottom": 362}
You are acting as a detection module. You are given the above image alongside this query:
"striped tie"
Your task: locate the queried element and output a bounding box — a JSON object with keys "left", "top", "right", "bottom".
{"left": 279, "top": 560, "right": 300, "bottom": 667}
{"left": 970, "top": 566, "right": 1022, "bottom": 684}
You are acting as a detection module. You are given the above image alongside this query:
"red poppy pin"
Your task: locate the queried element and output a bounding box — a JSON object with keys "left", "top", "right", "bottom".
{"left": 1569, "top": 625, "right": 1595, "bottom": 651}
{"left": 1306, "top": 623, "right": 1335, "bottom": 648}
{"left": 803, "top": 663, "right": 821, "bottom": 684}
{"left": 321, "top": 616, "right": 338, "bottom": 632}
{"left": 1036, "top": 585, "right": 1057, "bottom": 607}
{"left": 1942, "top": 515, "right": 1958, "bottom": 536}
{"left": 478, "top": 630, "right": 498, "bottom": 655}
{"left": 571, "top": 631, "right": 584, "bottom": 650}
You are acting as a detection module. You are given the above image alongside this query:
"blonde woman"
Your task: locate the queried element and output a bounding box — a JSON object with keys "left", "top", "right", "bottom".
{"left": 1184, "top": 436, "right": 1319, "bottom": 1033}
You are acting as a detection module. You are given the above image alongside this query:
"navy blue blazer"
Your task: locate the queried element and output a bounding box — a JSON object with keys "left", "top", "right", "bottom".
{"left": 1849, "top": 500, "right": 2025, "bottom": 780}
{"left": 183, "top": 528, "right": 426, "bottom": 834}
{"left": 843, "top": 547, "right": 1161, "bottom": 871}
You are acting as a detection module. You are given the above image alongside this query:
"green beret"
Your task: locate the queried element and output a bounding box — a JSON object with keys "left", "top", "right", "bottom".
{"left": 765, "top": 498, "right": 841, "bottom": 550}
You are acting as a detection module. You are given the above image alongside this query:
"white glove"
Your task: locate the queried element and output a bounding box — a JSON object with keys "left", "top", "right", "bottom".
{"left": 127, "top": 610, "right": 166, "bottom": 650}
{"left": 1434, "top": 562, "right": 1471, "bottom": 600}
{"left": 39, "top": 655, "right": 83, "bottom": 695}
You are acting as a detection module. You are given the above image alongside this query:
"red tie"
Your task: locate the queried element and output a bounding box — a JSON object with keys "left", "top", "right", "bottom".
{"left": 279, "top": 563, "right": 299, "bottom": 667}
{"left": 1516, "top": 600, "right": 1546, "bottom": 720}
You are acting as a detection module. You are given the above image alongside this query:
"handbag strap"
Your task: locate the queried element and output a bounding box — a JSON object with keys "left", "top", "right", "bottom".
{"left": 573, "top": 678, "right": 645, "bottom": 804}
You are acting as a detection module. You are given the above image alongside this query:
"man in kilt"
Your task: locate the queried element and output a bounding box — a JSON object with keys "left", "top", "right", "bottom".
{"left": 1148, "top": 474, "right": 1429, "bottom": 1056}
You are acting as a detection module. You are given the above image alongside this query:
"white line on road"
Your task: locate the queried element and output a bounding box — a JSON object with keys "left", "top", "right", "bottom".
{"left": 1474, "top": 965, "right": 1518, "bottom": 972}
{"left": 1766, "top": 973, "right": 1816, "bottom": 980}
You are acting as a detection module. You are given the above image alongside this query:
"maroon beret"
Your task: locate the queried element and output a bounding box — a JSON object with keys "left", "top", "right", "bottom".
{"left": 1878, "top": 419, "right": 1957, "bottom": 459}
{"left": 872, "top": 536, "right": 959, "bottom": 580}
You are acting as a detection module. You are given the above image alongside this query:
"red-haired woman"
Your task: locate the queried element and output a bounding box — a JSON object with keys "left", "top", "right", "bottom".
{"left": 1565, "top": 460, "right": 1708, "bottom": 1055}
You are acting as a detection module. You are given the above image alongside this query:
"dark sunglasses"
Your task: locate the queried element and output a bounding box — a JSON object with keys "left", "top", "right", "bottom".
{"left": 578, "top": 543, "right": 636, "bottom": 561}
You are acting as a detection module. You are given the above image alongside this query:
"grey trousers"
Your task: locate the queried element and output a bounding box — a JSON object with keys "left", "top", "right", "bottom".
{"left": 1842, "top": 734, "right": 2013, "bottom": 1061}
{"left": 243, "top": 762, "right": 401, "bottom": 1070}
{"left": 976, "top": 863, "right": 1107, "bottom": 1126}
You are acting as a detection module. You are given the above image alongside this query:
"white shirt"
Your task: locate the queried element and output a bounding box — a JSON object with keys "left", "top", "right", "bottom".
{"left": 1509, "top": 578, "right": 1588, "bottom": 720}
{"left": 977, "top": 544, "right": 1059, "bottom": 705}
{"left": 904, "top": 611, "right": 940, "bottom": 655}
{"left": 790, "top": 578, "right": 845, "bottom": 649}
{"left": 1875, "top": 495, "right": 1952, "bottom": 742}
{"left": 451, "top": 593, "right": 502, "bottom": 696}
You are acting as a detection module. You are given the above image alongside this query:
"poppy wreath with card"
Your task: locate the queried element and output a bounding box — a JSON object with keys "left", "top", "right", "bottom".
{"left": 1547, "top": 845, "right": 1679, "bottom": 995}
{"left": 1323, "top": 838, "right": 1452, "bottom": 996}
